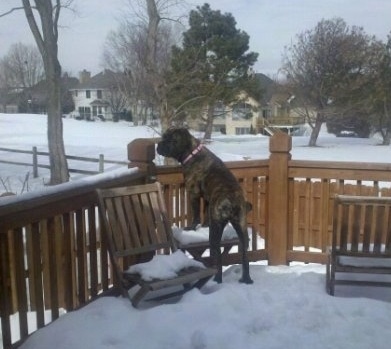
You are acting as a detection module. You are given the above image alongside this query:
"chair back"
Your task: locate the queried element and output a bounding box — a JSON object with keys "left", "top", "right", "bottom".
{"left": 97, "top": 182, "right": 176, "bottom": 259}
{"left": 333, "top": 195, "right": 391, "bottom": 254}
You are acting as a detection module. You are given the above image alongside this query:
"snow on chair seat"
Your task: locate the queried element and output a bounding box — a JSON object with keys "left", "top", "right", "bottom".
{"left": 172, "top": 224, "right": 240, "bottom": 264}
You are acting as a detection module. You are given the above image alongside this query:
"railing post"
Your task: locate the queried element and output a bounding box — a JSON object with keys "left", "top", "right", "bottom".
{"left": 268, "top": 132, "right": 292, "bottom": 265}
{"left": 32, "top": 146, "right": 38, "bottom": 178}
{"left": 127, "top": 138, "right": 157, "bottom": 183}
{"left": 99, "top": 154, "right": 104, "bottom": 173}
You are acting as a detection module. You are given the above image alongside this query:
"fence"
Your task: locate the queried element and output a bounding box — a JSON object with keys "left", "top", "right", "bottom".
{"left": 2, "top": 132, "right": 391, "bottom": 348}
{"left": 0, "top": 147, "right": 128, "bottom": 177}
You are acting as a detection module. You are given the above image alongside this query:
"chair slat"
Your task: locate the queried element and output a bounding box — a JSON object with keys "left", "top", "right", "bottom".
{"left": 113, "top": 196, "right": 132, "bottom": 250}
{"left": 122, "top": 195, "right": 142, "bottom": 249}
{"left": 362, "top": 205, "right": 373, "bottom": 252}
{"left": 140, "top": 192, "right": 160, "bottom": 246}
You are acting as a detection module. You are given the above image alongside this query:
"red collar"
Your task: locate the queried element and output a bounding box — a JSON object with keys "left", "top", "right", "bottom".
{"left": 182, "top": 144, "right": 203, "bottom": 164}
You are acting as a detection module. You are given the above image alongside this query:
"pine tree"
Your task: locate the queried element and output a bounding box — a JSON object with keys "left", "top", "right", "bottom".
{"left": 168, "top": 3, "right": 260, "bottom": 138}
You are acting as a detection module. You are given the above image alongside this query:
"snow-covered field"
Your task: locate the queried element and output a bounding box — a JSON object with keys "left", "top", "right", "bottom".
{"left": 1, "top": 113, "right": 391, "bottom": 349}
{"left": 1, "top": 113, "right": 391, "bottom": 194}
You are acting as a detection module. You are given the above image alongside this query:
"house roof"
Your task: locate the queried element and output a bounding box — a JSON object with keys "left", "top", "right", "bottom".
{"left": 72, "top": 69, "right": 122, "bottom": 90}
{"left": 255, "top": 73, "right": 276, "bottom": 104}
{"left": 90, "top": 99, "right": 110, "bottom": 106}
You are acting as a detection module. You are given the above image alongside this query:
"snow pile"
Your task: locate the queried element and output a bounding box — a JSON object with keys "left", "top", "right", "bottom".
{"left": 172, "top": 224, "right": 238, "bottom": 245}
{"left": 126, "top": 250, "right": 205, "bottom": 281}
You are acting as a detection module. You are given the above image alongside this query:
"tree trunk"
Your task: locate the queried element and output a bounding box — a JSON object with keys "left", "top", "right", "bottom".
{"left": 23, "top": 0, "right": 69, "bottom": 184}
{"left": 159, "top": 103, "right": 170, "bottom": 132}
{"left": 382, "top": 99, "right": 391, "bottom": 145}
{"left": 145, "top": 0, "right": 172, "bottom": 133}
{"left": 204, "top": 105, "right": 215, "bottom": 140}
{"left": 382, "top": 131, "right": 391, "bottom": 145}
{"left": 308, "top": 112, "right": 323, "bottom": 147}
{"left": 46, "top": 57, "right": 69, "bottom": 184}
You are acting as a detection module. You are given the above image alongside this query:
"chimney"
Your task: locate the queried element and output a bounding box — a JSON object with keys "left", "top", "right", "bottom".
{"left": 79, "top": 69, "right": 91, "bottom": 84}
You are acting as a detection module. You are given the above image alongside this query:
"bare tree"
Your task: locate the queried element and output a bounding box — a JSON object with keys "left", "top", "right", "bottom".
{"left": 0, "top": 1, "right": 70, "bottom": 184}
{"left": 0, "top": 42, "right": 44, "bottom": 89}
{"left": 282, "top": 18, "right": 375, "bottom": 146}
{"left": 103, "top": 22, "right": 151, "bottom": 125}
{"left": 103, "top": 0, "right": 183, "bottom": 129}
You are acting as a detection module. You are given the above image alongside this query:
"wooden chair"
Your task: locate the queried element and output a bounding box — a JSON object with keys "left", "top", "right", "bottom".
{"left": 96, "top": 182, "right": 217, "bottom": 307}
{"left": 326, "top": 195, "right": 391, "bottom": 296}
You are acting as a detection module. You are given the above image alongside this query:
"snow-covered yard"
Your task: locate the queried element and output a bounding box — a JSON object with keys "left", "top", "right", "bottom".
{"left": 1, "top": 113, "right": 391, "bottom": 349}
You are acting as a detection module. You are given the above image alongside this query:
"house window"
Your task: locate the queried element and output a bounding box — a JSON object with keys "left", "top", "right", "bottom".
{"left": 213, "top": 101, "right": 226, "bottom": 117}
{"left": 262, "top": 109, "right": 271, "bottom": 119}
{"left": 235, "top": 127, "right": 250, "bottom": 135}
{"left": 74, "top": 90, "right": 78, "bottom": 97}
{"left": 86, "top": 90, "right": 91, "bottom": 99}
{"left": 79, "top": 106, "right": 91, "bottom": 120}
{"left": 97, "top": 90, "right": 102, "bottom": 99}
{"left": 232, "top": 102, "right": 252, "bottom": 120}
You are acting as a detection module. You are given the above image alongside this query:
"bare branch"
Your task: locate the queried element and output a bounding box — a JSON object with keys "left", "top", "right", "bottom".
{"left": 0, "top": 6, "right": 25, "bottom": 18}
{"left": 22, "top": 0, "right": 45, "bottom": 55}
{"left": 53, "top": 0, "right": 61, "bottom": 40}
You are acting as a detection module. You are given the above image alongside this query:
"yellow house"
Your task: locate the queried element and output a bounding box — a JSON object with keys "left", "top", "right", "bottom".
{"left": 190, "top": 73, "right": 309, "bottom": 136}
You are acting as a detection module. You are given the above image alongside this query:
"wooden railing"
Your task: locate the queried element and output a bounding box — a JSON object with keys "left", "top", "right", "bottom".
{"left": 2, "top": 133, "right": 391, "bottom": 348}
{"left": 0, "top": 169, "right": 146, "bottom": 348}
{"left": 286, "top": 159, "right": 391, "bottom": 265}
{"left": 156, "top": 159, "right": 269, "bottom": 266}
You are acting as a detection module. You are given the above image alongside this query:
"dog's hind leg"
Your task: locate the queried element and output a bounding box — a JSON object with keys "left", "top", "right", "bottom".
{"left": 231, "top": 221, "right": 253, "bottom": 284}
{"left": 209, "top": 220, "right": 224, "bottom": 283}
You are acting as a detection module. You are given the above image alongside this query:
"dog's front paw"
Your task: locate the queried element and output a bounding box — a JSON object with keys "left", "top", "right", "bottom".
{"left": 239, "top": 276, "right": 254, "bottom": 284}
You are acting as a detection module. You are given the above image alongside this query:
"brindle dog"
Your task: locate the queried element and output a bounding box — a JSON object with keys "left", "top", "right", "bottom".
{"left": 157, "top": 128, "right": 253, "bottom": 284}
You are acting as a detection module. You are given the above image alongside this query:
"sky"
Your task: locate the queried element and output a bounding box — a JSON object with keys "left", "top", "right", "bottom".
{"left": 1, "top": 0, "right": 391, "bottom": 79}
{"left": 1, "top": 113, "right": 391, "bottom": 349}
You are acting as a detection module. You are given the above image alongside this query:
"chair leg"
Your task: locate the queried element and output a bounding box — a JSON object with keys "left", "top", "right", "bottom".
{"left": 193, "top": 274, "right": 214, "bottom": 290}
{"left": 326, "top": 254, "right": 331, "bottom": 294}
{"left": 130, "top": 286, "right": 150, "bottom": 308}
{"left": 328, "top": 254, "right": 336, "bottom": 296}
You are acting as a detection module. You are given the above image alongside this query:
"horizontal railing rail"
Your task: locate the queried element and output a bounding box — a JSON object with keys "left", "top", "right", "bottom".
{"left": 0, "top": 146, "right": 128, "bottom": 177}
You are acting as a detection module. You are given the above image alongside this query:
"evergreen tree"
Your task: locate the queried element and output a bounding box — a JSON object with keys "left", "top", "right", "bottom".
{"left": 168, "top": 3, "right": 260, "bottom": 138}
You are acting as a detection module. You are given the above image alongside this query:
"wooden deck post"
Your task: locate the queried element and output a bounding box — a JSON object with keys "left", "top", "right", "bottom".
{"left": 268, "top": 132, "right": 292, "bottom": 265}
{"left": 127, "top": 138, "right": 157, "bottom": 183}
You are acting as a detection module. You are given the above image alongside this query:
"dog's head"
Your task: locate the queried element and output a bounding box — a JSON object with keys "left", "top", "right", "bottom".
{"left": 157, "top": 128, "right": 198, "bottom": 162}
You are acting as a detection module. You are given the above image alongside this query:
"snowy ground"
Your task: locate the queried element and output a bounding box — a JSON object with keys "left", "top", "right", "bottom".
{"left": 1, "top": 113, "right": 391, "bottom": 194}
{"left": 1, "top": 113, "right": 391, "bottom": 349}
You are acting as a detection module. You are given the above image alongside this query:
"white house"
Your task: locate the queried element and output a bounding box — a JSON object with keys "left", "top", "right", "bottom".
{"left": 69, "top": 69, "right": 128, "bottom": 121}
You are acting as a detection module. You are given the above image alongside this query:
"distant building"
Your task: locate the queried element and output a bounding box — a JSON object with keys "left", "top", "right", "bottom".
{"left": 190, "top": 73, "right": 308, "bottom": 136}
{"left": 69, "top": 69, "right": 129, "bottom": 121}
{"left": 0, "top": 74, "right": 78, "bottom": 115}
{"left": 0, "top": 93, "right": 19, "bottom": 113}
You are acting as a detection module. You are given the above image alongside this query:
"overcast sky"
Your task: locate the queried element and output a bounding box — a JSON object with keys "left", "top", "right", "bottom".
{"left": 1, "top": 0, "right": 391, "bottom": 79}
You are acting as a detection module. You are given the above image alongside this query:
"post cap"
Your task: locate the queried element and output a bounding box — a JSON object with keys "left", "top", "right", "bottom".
{"left": 127, "top": 138, "right": 156, "bottom": 162}
{"left": 269, "top": 132, "right": 292, "bottom": 153}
